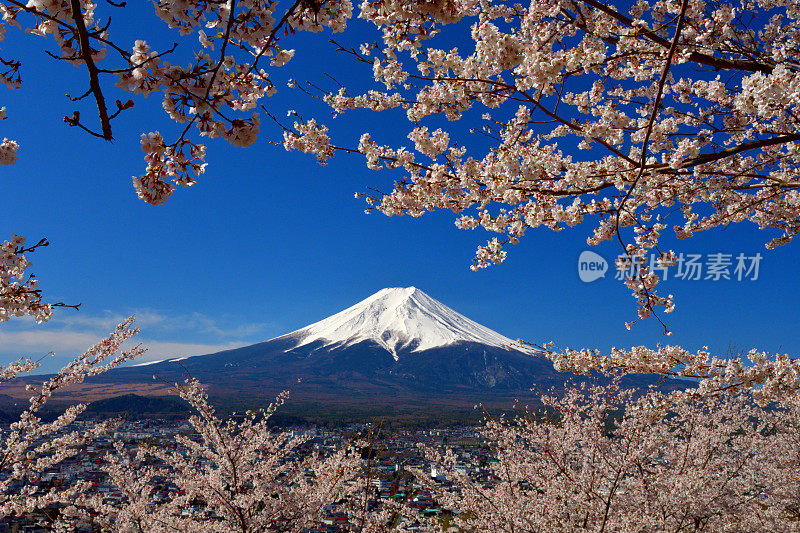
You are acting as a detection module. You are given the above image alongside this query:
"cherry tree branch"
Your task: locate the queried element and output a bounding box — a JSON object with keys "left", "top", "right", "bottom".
{"left": 69, "top": 0, "right": 112, "bottom": 139}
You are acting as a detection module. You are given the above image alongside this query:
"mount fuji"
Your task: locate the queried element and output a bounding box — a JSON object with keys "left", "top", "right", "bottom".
{"left": 14, "top": 288, "right": 678, "bottom": 422}
{"left": 111, "top": 287, "right": 561, "bottom": 390}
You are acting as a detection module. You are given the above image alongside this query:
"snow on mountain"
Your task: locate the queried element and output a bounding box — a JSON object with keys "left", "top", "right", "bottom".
{"left": 283, "top": 287, "right": 516, "bottom": 360}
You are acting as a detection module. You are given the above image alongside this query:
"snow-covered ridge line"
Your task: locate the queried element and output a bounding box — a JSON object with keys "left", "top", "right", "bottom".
{"left": 281, "top": 287, "right": 515, "bottom": 360}
{"left": 132, "top": 356, "right": 189, "bottom": 367}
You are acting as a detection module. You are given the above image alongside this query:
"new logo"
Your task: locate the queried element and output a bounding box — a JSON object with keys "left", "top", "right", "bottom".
{"left": 578, "top": 251, "right": 608, "bottom": 283}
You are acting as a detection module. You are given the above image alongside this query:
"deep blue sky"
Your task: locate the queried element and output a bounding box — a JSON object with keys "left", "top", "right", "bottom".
{"left": 1, "top": 5, "right": 798, "bottom": 373}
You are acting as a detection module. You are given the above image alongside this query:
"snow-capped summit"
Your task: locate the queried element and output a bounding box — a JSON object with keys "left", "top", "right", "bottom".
{"left": 283, "top": 287, "right": 515, "bottom": 360}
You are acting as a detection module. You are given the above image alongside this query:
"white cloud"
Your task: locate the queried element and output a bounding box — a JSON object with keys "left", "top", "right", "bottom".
{"left": 0, "top": 328, "right": 243, "bottom": 371}
{"left": 0, "top": 309, "right": 270, "bottom": 373}
{"left": 0, "top": 329, "right": 101, "bottom": 354}
{"left": 55, "top": 310, "right": 168, "bottom": 331}
{"left": 48, "top": 309, "right": 273, "bottom": 339}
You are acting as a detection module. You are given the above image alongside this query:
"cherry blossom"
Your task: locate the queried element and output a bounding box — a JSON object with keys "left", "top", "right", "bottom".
{"left": 0, "top": 0, "right": 354, "bottom": 205}
{"left": 3, "top": 0, "right": 796, "bottom": 321}
{"left": 0, "top": 317, "right": 143, "bottom": 519}
{"left": 422, "top": 380, "right": 800, "bottom": 531}
{"left": 78, "top": 379, "right": 377, "bottom": 532}
{"left": 543, "top": 341, "right": 800, "bottom": 405}
{"left": 1, "top": 235, "right": 56, "bottom": 323}
{"left": 277, "top": 0, "right": 800, "bottom": 322}
{"left": 2, "top": 0, "right": 800, "bottom": 527}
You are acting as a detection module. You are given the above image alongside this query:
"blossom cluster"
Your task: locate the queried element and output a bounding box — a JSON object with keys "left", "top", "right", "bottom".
{"left": 0, "top": 137, "right": 18, "bottom": 166}
{"left": 0, "top": 0, "right": 353, "bottom": 204}
{"left": 4, "top": 0, "right": 798, "bottom": 323}
{"left": 0, "top": 317, "right": 143, "bottom": 518}
{"left": 543, "top": 342, "right": 800, "bottom": 406}
{"left": 79, "top": 379, "right": 369, "bottom": 532}
{"left": 133, "top": 133, "right": 207, "bottom": 205}
{"left": 423, "top": 380, "right": 800, "bottom": 531}
{"left": 0, "top": 235, "right": 53, "bottom": 323}
{"left": 278, "top": 0, "right": 800, "bottom": 323}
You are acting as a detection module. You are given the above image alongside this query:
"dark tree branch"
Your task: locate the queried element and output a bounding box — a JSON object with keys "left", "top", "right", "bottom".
{"left": 674, "top": 133, "right": 800, "bottom": 170}
{"left": 66, "top": 87, "right": 93, "bottom": 101}
{"left": 616, "top": 0, "right": 690, "bottom": 238}
{"left": 580, "top": 0, "right": 775, "bottom": 73}
{"left": 69, "top": 0, "right": 113, "bottom": 140}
